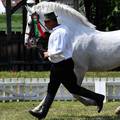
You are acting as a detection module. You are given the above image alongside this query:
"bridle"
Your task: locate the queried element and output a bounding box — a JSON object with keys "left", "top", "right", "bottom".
{"left": 26, "top": 12, "right": 50, "bottom": 59}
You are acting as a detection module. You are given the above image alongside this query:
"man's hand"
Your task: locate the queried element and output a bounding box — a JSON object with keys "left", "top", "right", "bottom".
{"left": 44, "top": 51, "right": 49, "bottom": 58}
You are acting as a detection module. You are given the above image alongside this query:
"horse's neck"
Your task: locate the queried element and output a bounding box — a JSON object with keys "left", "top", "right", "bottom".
{"left": 34, "top": 2, "right": 96, "bottom": 29}
{"left": 71, "top": 24, "right": 96, "bottom": 38}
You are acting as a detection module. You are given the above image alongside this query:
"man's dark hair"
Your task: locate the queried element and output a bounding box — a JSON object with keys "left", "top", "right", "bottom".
{"left": 49, "top": 0, "right": 56, "bottom": 1}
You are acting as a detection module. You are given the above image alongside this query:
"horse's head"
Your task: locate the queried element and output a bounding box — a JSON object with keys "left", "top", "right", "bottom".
{"left": 24, "top": 5, "right": 36, "bottom": 47}
{"left": 25, "top": 5, "right": 50, "bottom": 51}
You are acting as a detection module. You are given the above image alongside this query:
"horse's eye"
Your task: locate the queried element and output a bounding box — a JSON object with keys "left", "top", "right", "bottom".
{"left": 28, "top": 23, "right": 31, "bottom": 26}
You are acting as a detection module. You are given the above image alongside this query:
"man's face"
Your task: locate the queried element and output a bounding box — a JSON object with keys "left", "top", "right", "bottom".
{"left": 44, "top": 20, "right": 55, "bottom": 30}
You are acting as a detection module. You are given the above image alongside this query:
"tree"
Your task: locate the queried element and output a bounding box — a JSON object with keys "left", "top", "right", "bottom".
{"left": 83, "top": 0, "right": 120, "bottom": 30}
{"left": 107, "top": 0, "right": 120, "bottom": 30}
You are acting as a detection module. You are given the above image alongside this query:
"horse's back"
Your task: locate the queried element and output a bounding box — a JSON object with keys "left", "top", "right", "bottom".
{"left": 73, "top": 30, "right": 120, "bottom": 71}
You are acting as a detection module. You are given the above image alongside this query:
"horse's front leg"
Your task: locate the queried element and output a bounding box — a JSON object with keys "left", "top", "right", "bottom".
{"left": 73, "top": 65, "right": 96, "bottom": 106}
{"left": 74, "top": 65, "right": 86, "bottom": 86}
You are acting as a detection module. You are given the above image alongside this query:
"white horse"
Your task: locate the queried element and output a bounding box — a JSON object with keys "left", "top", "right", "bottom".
{"left": 25, "top": 1, "right": 120, "bottom": 106}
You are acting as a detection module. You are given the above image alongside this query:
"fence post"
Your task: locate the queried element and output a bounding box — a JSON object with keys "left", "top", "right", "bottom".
{"left": 95, "top": 78, "right": 106, "bottom": 102}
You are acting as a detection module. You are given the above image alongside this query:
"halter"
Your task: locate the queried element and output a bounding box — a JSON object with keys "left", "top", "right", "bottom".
{"left": 25, "top": 12, "right": 50, "bottom": 47}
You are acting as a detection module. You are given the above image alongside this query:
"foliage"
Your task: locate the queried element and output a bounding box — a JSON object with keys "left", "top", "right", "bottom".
{"left": 0, "top": 101, "right": 120, "bottom": 120}
{"left": 84, "top": 0, "right": 120, "bottom": 31}
{"left": 106, "top": 0, "right": 120, "bottom": 30}
{"left": 96, "top": 0, "right": 120, "bottom": 30}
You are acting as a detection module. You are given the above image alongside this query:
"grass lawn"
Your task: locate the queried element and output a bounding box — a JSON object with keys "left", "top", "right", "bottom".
{"left": 0, "top": 101, "right": 120, "bottom": 120}
{"left": 0, "top": 14, "right": 22, "bottom": 31}
{"left": 1, "top": 71, "right": 120, "bottom": 78}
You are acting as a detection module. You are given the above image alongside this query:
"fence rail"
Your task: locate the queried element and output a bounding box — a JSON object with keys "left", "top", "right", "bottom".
{"left": 0, "top": 77, "right": 120, "bottom": 102}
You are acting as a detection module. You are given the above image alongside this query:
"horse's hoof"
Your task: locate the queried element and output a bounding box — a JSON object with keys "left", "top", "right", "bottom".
{"left": 97, "top": 95, "right": 105, "bottom": 113}
{"left": 115, "top": 106, "right": 120, "bottom": 115}
{"left": 29, "top": 109, "right": 46, "bottom": 119}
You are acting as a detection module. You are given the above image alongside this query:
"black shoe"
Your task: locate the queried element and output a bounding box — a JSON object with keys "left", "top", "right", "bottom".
{"left": 29, "top": 94, "right": 54, "bottom": 119}
{"left": 29, "top": 106, "right": 47, "bottom": 119}
{"left": 97, "top": 95, "right": 105, "bottom": 113}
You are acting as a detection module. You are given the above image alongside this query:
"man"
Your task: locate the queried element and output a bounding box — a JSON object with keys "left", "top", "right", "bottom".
{"left": 26, "top": 0, "right": 35, "bottom": 7}
{"left": 29, "top": 12, "right": 105, "bottom": 119}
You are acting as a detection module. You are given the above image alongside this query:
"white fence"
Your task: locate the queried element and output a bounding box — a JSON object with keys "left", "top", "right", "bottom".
{"left": 0, "top": 77, "right": 120, "bottom": 102}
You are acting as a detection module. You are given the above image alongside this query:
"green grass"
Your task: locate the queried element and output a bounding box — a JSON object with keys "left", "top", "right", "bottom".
{"left": 1, "top": 71, "right": 120, "bottom": 78}
{"left": 86, "top": 71, "right": 120, "bottom": 77}
{"left": 0, "top": 14, "right": 22, "bottom": 31}
{"left": 0, "top": 101, "right": 120, "bottom": 120}
{"left": 0, "top": 71, "right": 50, "bottom": 78}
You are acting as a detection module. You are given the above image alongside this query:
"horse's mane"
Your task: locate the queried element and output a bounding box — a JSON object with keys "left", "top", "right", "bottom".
{"left": 33, "top": 1, "right": 96, "bottom": 29}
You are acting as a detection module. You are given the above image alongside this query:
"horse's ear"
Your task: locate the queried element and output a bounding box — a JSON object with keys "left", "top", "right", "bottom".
{"left": 25, "top": 5, "right": 33, "bottom": 15}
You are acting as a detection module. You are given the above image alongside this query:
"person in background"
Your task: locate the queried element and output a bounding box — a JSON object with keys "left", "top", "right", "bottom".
{"left": 29, "top": 12, "right": 105, "bottom": 119}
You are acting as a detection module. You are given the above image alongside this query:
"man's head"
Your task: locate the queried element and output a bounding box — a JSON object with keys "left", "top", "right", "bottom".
{"left": 44, "top": 12, "right": 58, "bottom": 30}
{"left": 26, "top": 0, "right": 35, "bottom": 7}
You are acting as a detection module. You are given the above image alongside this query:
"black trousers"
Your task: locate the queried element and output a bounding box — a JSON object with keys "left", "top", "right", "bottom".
{"left": 47, "top": 58, "right": 102, "bottom": 102}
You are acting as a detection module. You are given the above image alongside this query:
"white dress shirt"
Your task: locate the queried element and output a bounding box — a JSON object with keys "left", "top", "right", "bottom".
{"left": 48, "top": 24, "right": 73, "bottom": 63}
